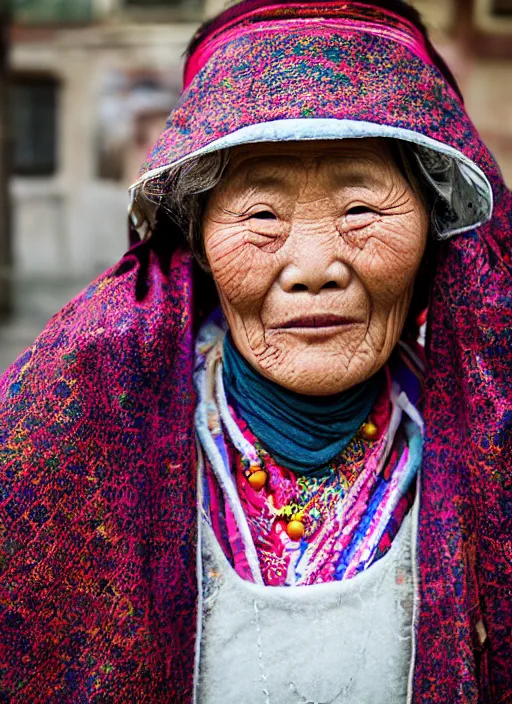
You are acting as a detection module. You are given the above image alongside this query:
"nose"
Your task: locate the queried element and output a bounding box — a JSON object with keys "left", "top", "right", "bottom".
{"left": 278, "top": 251, "right": 352, "bottom": 294}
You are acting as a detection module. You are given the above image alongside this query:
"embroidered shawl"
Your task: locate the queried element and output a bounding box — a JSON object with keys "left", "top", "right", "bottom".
{"left": 1, "top": 2, "right": 511, "bottom": 702}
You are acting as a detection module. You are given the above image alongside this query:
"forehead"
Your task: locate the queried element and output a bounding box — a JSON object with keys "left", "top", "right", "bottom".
{"left": 226, "top": 138, "right": 398, "bottom": 185}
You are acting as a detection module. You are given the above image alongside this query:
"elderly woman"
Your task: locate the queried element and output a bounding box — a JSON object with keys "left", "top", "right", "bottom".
{"left": 0, "top": 1, "right": 510, "bottom": 703}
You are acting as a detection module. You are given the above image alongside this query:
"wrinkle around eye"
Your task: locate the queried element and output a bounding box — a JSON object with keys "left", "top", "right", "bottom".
{"left": 244, "top": 212, "right": 285, "bottom": 243}
{"left": 340, "top": 209, "right": 381, "bottom": 231}
{"left": 244, "top": 228, "right": 285, "bottom": 253}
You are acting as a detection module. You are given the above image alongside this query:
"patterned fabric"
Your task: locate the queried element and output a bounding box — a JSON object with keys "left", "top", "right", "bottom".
{"left": 140, "top": 3, "right": 476, "bottom": 174}
{"left": 0, "top": 242, "right": 199, "bottom": 702}
{"left": 0, "top": 2, "right": 511, "bottom": 703}
{"left": 132, "top": 3, "right": 492, "bottom": 238}
{"left": 210, "top": 383, "right": 420, "bottom": 586}
{"left": 196, "top": 317, "right": 423, "bottom": 587}
{"left": 222, "top": 332, "right": 382, "bottom": 475}
{"left": 183, "top": 2, "right": 439, "bottom": 87}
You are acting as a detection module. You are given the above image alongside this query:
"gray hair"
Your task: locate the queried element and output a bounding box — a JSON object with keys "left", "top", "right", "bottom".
{"left": 141, "top": 150, "right": 231, "bottom": 269}
{"left": 140, "top": 140, "right": 432, "bottom": 270}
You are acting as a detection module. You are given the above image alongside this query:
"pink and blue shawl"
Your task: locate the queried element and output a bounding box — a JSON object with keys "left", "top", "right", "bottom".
{"left": 1, "top": 2, "right": 511, "bottom": 702}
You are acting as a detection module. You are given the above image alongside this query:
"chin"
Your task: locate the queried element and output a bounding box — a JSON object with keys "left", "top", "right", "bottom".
{"left": 255, "top": 330, "right": 374, "bottom": 395}
{"left": 261, "top": 352, "right": 370, "bottom": 396}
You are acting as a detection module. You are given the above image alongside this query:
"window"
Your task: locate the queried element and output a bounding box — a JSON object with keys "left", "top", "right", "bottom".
{"left": 13, "top": 0, "right": 93, "bottom": 25}
{"left": 125, "top": 0, "right": 184, "bottom": 4}
{"left": 123, "top": 0, "right": 203, "bottom": 21}
{"left": 492, "top": 0, "right": 512, "bottom": 15}
{"left": 124, "top": 0, "right": 199, "bottom": 5}
{"left": 11, "top": 76, "right": 59, "bottom": 177}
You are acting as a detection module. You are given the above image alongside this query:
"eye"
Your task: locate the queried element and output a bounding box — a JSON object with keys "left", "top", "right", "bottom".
{"left": 346, "top": 206, "right": 376, "bottom": 215}
{"left": 250, "top": 210, "right": 277, "bottom": 220}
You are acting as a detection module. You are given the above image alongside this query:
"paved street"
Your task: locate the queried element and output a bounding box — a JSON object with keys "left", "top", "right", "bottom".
{"left": 0, "top": 275, "right": 95, "bottom": 372}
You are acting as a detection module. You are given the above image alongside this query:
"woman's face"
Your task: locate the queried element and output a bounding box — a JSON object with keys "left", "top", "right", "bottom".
{"left": 203, "top": 139, "right": 428, "bottom": 395}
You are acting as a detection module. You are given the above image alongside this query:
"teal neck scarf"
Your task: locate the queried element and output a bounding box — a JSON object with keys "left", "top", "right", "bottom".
{"left": 222, "top": 335, "right": 382, "bottom": 477}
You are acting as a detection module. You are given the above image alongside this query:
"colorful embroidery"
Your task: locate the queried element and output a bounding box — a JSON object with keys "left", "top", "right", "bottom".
{"left": 0, "top": 2, "right": 510, "bottom": 702}
{"left": 197, "top": 321, "right": 422, "bottom": 587}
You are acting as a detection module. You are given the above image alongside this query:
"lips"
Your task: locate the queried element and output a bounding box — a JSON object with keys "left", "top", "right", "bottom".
{"left": 276, "top": 315, "right": 357, "bottom": 329}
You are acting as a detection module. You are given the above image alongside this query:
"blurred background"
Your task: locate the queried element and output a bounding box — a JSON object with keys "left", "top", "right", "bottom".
{"left": 0, "top": 0, "right": 511, "bottom": 371}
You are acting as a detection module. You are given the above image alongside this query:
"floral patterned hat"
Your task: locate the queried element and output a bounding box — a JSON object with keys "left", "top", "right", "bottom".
{"left": 129, "top": 0, "right": 494, "bottom": 241}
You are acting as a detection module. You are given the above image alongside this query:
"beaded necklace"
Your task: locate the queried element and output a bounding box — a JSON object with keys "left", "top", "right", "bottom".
{"left": 198, "top": 329, "right": 422, "bottom": 587}
{"left": 243, "top": 421, "right": 379, "bottom": 541}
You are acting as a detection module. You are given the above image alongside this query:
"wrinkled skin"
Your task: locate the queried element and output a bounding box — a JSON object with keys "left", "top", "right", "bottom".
{"left": 203, "top": 139, "right": 428, "bottom": 395}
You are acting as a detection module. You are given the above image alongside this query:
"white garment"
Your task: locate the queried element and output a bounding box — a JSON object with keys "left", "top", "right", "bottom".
{"left": 197, "top": 505, "right": 415, "bottom": 704}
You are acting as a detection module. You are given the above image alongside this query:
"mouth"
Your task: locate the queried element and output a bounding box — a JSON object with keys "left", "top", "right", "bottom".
{"left": 271, "top": 314, "right": 360, "bottom": 340}
{"left": 272, "top": 315, "right": 359, "bottom": 331}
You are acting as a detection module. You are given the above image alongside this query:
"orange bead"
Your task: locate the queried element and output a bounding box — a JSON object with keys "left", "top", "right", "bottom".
{"left": 247, "top": 470, "right": 267, "bottom": 491}
{"left": 287, "top": 519, "right": 305, "bottom": 541}
{"left": 360, "top": 421, "right": 378, "bottom": 441}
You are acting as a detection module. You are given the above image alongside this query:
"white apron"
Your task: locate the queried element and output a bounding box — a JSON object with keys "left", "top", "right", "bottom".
{"left": 196, "top": 504, "right": 415, "bottom": 704}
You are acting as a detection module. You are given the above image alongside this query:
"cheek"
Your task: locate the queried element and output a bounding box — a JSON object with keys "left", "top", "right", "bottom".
{"left": 204, "top": 225, "right": 279, "bottom": 313}
{"left": 350, "top": 217, "right": 427, "bottom": 307}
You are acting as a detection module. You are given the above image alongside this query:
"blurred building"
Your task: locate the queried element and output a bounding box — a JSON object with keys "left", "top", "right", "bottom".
{"left": 9, "top": 0, "right": 224, "bottom": 278}
{"left": 7, "top": 0, "right": 512, "bottom": 279}
{"left": 416, "top": 0, "right": 512, "bottom": 185}
{"left": 0, "top": 0, "right": 226, "bottom": 369}
{"left": 0, "top": 0, "right": 511, "bottom": 370}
